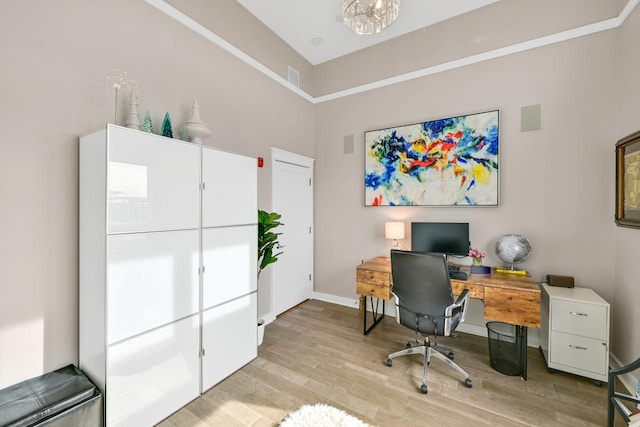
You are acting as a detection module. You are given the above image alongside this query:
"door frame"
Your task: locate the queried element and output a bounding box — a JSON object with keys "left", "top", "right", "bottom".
{"left": 264, "top": 147, "right": 314, "bottom": 323}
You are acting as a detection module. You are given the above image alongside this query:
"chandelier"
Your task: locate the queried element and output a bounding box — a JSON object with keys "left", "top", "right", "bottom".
{"left": 343, "top": 0, "right": 400, "bottom": 35}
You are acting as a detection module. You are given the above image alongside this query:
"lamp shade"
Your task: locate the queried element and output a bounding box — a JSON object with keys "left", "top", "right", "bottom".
{"left": 385, "top": 221, "right": 405, "bottom": 240}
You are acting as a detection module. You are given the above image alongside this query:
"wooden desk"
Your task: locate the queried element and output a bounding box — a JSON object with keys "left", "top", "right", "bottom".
{"left": 356, "top": 256, "right": 541, "bottom": 379}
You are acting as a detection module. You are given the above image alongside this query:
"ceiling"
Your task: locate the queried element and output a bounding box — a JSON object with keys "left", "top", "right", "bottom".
{"left": 236, "top": 0, "right": 499, "bottom": 65}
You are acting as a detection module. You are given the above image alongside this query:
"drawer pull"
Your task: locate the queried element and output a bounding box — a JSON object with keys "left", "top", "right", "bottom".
{"left": 569, "top": 311, "right": 588, "bottom": 316}
{"left": 569, "top": 344, "right": 588, "bottom": 350}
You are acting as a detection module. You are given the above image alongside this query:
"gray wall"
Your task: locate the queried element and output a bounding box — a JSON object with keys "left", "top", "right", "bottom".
{"left": 313, "top": 29, "right": 617, "bottom": 338}
{"left": 613, "top": 5, "right": 640, "bottom": 367}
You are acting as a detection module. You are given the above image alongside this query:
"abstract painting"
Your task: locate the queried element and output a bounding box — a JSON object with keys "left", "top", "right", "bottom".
{"left": 364, "top": 110, "right": 499, "bottom": 206}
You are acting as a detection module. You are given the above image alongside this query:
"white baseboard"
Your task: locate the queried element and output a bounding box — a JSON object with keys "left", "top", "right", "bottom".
{"left": 312, "top": 292, "right": 361, "bottom": 309}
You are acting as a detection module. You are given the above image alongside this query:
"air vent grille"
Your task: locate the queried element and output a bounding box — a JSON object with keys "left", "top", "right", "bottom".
{"left": 288, "top": 66, "right": 300, "bottom": 88}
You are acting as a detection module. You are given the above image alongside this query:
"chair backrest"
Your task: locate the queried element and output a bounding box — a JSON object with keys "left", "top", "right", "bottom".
{"left": 390, "top": 250, "right": 455, "bottom": 336}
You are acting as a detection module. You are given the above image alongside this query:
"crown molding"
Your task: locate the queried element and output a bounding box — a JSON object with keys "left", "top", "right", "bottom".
{"left": 146, "top": 0, "right": 639, "bottom": 105}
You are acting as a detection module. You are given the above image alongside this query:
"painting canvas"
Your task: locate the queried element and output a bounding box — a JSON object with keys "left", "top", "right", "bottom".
{"left": 364, "top": 110, "right": 499, "bottom": 206}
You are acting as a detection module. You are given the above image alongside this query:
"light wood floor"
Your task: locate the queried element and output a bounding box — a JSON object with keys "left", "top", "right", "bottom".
{"left": 158, "top": 299, "right": 614, "bottom": 426}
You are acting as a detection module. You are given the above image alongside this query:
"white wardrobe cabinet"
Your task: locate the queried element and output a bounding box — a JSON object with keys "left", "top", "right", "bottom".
{"left": 80, "top": 125, "right": 257, "bottom": 427}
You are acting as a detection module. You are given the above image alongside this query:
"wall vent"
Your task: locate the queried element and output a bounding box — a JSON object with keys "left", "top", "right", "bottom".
{"left": 288, "top": 66, "right": 300, "bottom": 88}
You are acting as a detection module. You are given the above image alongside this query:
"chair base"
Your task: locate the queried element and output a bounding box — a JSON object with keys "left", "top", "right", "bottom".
{"left": 387, "top": 339, "right": 472, "bottom": 394}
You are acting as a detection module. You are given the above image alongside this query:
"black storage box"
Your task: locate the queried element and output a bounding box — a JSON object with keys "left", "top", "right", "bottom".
{"left": 0, "top": 364, "right": 102, "bottom": 427}
{"left": 546, "top": 274, "right": 575, "bottom": 288}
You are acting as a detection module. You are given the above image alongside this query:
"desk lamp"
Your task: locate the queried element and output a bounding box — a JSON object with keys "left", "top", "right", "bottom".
{"left": 385, "top": 221, "right": 405, "bottom": 250}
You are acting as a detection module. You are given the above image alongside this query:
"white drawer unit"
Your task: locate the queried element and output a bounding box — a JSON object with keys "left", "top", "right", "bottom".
{"left": 540, "top": 283, "right": 610, "bottom": 383}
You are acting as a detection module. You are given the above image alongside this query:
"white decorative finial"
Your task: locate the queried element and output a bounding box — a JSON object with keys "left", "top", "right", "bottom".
{"left": 185, "top": 99, "right": 212, "bottom": 144}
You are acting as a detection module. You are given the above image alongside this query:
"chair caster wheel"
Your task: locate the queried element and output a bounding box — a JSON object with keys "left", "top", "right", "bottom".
{"left": 406, "top": 342, "right": 412, "bottom": 349}
{"left": 465, "top": 378, "right": 472, "bottom": 388}
{"left": 420, "top": 384, "right": 428, "bottom": 394}
{"left": 447, "top": 352, "right": 455, "bottom": 360}
{"left": 386, "top": 359, "right": 392, "bottom": 367}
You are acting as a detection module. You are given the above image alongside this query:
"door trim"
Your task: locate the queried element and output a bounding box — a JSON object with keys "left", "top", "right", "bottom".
{"left": 271, "top": 147, "right": 315, "bottom": 168}
{"left": 269, "top": 147, "right": 315, "bottom": 321}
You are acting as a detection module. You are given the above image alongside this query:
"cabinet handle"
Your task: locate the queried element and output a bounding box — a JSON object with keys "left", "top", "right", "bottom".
{"left": 569, "top": 344, "right": 588, "bottom": 350}
{"left": 569, "top": 311, "right": 588, "bottom": 316}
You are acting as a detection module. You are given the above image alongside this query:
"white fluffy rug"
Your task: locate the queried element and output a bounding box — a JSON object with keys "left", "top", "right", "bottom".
{"left": 279, "top": 403, "right": 369, "bottom": 427}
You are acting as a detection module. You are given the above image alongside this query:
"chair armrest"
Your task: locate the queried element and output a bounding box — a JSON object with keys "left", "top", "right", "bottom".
{"left": 444, "top": 288, "right": 470, "bottom": 335}
{"left": 391, "top": 291, "right": 401, "bottom": 325}
{"left": 609, "top": 356, "right": 640, "bottom": 378}
{"left": 453, "top": 288, "right": 471, "bottom": 322}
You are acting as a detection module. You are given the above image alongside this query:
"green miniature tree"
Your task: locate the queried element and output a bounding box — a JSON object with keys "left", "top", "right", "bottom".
{"left": 143, "top": 110, "right": 153, "bottom": 133}
{"left": 161, "top": 112, "right": 173, "bottom": 138}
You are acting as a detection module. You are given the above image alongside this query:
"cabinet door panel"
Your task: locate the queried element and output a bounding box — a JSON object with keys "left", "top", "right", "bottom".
{"left": 202, "top": 148, "right": 257, "bottom": 227}
{"left": 106, "top": 315, "right": 199, "bottom": 427}
{"left": 202, "top": 293, "right": 257, "bottom": 392}
{"left": 107, "top": 126, "right": 200, "bottom": 233}
{"left": 202, "top": 225, "right": 257, "bottom": 310}
{"left": 550, "top": 331, "right": 607, "bottom": 375}
{"left": 107, "top": 230, "right": 199, "bottom": 344}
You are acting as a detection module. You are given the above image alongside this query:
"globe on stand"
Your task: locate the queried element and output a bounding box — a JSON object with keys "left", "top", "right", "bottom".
{"left": 495, "top": 234, "right": 531, "bottom": 271}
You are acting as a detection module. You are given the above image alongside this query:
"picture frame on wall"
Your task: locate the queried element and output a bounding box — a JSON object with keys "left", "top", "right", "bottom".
{"left": 615, "top": 129, "right": 640, "bottom": 228}
{"left": 364, "top": 110, "right": 499, "bottom": 206}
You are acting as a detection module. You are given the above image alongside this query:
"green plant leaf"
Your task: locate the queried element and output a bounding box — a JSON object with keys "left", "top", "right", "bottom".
{"left": 258, "top": 209, "right": 284, "bottom": 277}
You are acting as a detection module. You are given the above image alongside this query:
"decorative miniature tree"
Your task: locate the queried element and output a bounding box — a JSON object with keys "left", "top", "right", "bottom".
{"left": 143, "top": 111, "right": 153, "bottom": 133}
{"left": 161, "top": 112, "right": 173, "bottom": 138}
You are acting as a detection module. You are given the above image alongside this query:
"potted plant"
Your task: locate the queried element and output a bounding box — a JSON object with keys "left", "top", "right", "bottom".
{"left": 257, "top": 210, "right": 283, "bottom": 345}
{"left": 258, "top": 210, "right": 284, "bottom": 277}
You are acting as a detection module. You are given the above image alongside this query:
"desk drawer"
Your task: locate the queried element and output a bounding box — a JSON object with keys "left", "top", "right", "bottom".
{"left": 356, "top": 269, "right": 390, "bottom": 287}
{"left": 451, "top": 282, "right": 483, "bottom": 300}
{"left": 484, "top": 287, "right": 540, "bottom": 328}
{"left": 356, "top": 281, "right": 391, "bottom": 300}
{"left": 550, "top": 331, "right": 607, "bottom": 376}
{"left": 551, "top": 300, "right": 607, "bottom": 339}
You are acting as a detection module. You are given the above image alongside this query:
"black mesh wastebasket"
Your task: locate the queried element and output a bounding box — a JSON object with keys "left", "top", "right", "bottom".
{"left": 486, "top": 321, "right": 524, "bottom": 376}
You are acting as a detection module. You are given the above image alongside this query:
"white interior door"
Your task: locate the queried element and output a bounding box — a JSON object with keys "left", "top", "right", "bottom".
{"left": 271, "top": 149, "right": 314, "bottom": 316}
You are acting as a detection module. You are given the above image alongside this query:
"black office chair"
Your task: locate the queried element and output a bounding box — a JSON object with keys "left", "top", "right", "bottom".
{"left": 386, "top": 250, "right": 473, "bottom": 394}
{"left": 608, "top": 356, "right": 640, "bottom": 426}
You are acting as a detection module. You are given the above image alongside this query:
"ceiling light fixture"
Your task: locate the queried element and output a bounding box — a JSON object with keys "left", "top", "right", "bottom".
{"left": 343, "top": 0, "right": 399, "bottom": 35}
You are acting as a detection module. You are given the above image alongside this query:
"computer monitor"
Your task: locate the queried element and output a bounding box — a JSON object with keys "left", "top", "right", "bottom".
{"left": 411, "top": 222, "right": 470, "bottom": 257}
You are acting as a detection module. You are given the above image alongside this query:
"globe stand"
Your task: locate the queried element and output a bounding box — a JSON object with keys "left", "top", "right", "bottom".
{"left": 496, "top": 264, "right": 528, "bottom": 275}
